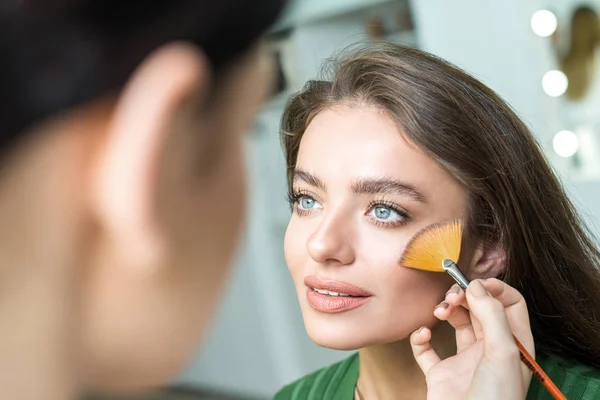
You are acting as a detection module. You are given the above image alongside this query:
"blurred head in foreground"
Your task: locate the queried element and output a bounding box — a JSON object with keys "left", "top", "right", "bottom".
{"left": 0, "top": 0, "right": 285, "bottom": 397}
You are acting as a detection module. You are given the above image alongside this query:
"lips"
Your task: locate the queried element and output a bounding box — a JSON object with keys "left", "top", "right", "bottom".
{"left": 304, "top": 276, "right": 372, "bottom": 313}
{"left": 304, "top": 276, "right": 372, "bottom": 297}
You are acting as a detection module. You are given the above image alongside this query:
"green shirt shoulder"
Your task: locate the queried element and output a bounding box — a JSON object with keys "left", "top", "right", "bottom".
{"left": 526, "top": 352, "right": 600, "bottom": 399}
{"left": 273, "top": 352, "right": 600, "bottom": 400}
{"left": 274, "top": 353, "right": 359, "bottom": 400}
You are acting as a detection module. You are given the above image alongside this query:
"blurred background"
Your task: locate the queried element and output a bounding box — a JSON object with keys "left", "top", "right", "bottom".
{"left": 134, "top": 0, "right": 600, "bottom": 398}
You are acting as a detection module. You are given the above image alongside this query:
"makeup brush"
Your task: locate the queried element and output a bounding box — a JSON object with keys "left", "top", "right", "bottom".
{"left": 400, "top": 220, "right": 566, "bottom": 400}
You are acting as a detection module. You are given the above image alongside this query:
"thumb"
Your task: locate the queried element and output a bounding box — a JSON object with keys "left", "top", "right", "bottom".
{"left": 467, "top": 280, "right": 519, "bottom": 362}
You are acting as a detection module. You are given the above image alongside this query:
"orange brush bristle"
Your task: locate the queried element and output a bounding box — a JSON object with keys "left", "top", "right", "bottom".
{"left": 400, "top": 220, "right": 463, "bottom": 272}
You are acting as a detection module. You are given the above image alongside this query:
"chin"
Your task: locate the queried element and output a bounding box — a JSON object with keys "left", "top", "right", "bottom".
{"left": 304, "top": 319, "right": 385, "bottom": 351}
{"left": 302, "top": 311, "right": 425, "bottom": 351}
{"left": 311, "top": 335, "right": 367, "bottom": 351}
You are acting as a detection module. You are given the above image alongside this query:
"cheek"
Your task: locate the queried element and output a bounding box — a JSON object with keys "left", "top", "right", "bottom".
{"left": 387, "top": 269, "right": 449, "bottom": 302}
{"left": 362, "top": 230, "right": 452, "bottom": 309}
{"left": 382, "top": 267, "right": 451, "bottom": 327}
{"left": 363, "top": 236, "right": 450, "bottom": 332}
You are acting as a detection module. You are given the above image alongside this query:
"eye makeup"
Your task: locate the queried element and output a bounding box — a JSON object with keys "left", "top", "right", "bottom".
{"left": 365, "top": 199, "right": 411, "bottom": 228}
{"left": 287, "top": 188, "right": 412, "bottom": 229}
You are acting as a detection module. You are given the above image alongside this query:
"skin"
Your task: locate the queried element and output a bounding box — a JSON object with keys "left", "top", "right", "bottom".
{"left": 411, "top": 279, "right": 533, "bottom": 400}
{"left": 284, "top": 104, "right": 522, "bottom": 399}
{"left": 0, "top": 41, "right": 273, "bottom": 399}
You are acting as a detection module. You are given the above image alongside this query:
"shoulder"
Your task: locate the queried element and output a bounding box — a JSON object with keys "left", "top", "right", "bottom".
{"left": 527, "top": 352, "right": 600, "bottom": 400}
{"left": 273, "top": 353, "right": 359, "bottom": 400}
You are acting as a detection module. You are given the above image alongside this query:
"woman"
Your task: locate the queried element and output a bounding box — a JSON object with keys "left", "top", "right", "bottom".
{"left": 275, "top": 42, "right": 600, "bottom": 399}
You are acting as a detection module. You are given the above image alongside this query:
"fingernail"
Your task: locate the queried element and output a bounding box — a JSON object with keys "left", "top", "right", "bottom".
{"left": 418, "top": 326, "right": 426, "bottom": 333}
{"left": 446, "top": 285, "right": 460, "bottom": 296}
{"left": 435, "top": 301, "right": 449, "bottom": 310}
{"left": 469, "top": 280, "right": 488, "bottom": 297}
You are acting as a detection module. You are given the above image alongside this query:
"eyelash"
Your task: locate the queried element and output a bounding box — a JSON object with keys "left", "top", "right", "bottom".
{"left": 287, "top": 189, "right": 314, "bottom": 217}
{"left": 366, "top": 199, "right": 411, "bottom": 228}
{"left": 287, "top": 189, "right": 411, "bottom": 228}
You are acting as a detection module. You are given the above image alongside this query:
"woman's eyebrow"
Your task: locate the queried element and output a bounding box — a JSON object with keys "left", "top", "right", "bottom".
{"left": 292, "top": 170, "right": 426, "bottom": 203}
{"left": 292, "top": 169, "right": 326, "bottom": 191}
{"left": 351, "top": 177, "right": 427, "bottom": 203}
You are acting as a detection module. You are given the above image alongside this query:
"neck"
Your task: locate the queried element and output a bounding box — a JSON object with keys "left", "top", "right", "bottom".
{"left": 0, "top": 252, "right": 81, "bottom": 400}
{"left": 357, "top": 322, "right": 456, "bottom": 400}
{"left": 0, "top": 125, "right": 89, "bottom": 400}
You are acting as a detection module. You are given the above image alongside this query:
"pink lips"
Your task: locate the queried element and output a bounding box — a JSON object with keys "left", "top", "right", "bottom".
{"left": 304, "top": 276, "right": 372, "bottom": 314}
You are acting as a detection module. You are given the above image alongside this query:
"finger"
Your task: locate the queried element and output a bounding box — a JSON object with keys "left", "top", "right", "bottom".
{"left": 467, "top": 281, "right": 532, "bottom": 399}
{"left": 482, "top": 278, "right": 527, "bottom": 310}
{"left": 480, "top": 279, "right": 534, "bottom": 355}
{"left": 480, "top": 278, "right": 535, "bottom": 385}
{"left": 466, "top": 280, "right": 520, "bottom": 362}
{"left": 445, "top": 283, "right": 461, "bottom": 298}
{"left": 445, "top": 284, "right": 467, "bottom": 309}
{"left": 410, "top": 326, "right": 441, "bottom": 374}
{"left": 444, "top": 284, "right": 480, "bottom": 340}
{"left": 434, "top": 301, "right": 476, "bottom": 352}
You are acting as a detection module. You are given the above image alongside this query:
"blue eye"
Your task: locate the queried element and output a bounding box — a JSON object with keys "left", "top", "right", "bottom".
{"left": 367, "top": 203, "right": 409, "bottom": 228}
{"left": 372, "top": 206, "right": 399, "bottom": 220}
{"left": 287, "top": 190, "right": 323, "bottom": 217}
{"left": 297, "top": 195, "right": 322, "bottom": 211}
{"left": 300, "top": 197, "right": 316, "bottom": 209}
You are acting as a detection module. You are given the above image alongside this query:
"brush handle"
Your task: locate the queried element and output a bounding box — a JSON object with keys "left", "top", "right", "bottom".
{"left": 514, "top": 337, "right": 566, "bottom": 400}
{"left": 442, "top": 262, "right": 566, "bottom": 399}
{"left": 442, "top": 259, "right": 470, "bottom": 289}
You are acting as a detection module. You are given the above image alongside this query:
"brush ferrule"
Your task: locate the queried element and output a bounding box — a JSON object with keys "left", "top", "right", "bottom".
{"left": 442, "top": 259, "right": 470, "bottom": 290}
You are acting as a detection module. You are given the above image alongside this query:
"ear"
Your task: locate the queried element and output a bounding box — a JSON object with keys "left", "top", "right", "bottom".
{"left": 467, "top": 242, "right": 506, "bottom": 280}
{"left": 91, "top": 42, "right": 209, "bottom": 269}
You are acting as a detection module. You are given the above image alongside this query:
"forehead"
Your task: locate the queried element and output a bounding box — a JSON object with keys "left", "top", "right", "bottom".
{"left": 297, "top": 106, "right": 443, "bottom": 182}
{"left": 296, "top": 105, "right": 468, "bottom": 214}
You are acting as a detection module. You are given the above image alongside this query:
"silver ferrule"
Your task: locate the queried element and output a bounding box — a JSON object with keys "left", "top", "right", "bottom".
{"left": 442, "top": 259, "right": 470, "bottom": 290}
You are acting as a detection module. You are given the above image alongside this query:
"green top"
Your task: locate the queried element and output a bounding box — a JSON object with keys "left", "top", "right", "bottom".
{"left": 274, "top": 352, "right": 600, "bottom": 400}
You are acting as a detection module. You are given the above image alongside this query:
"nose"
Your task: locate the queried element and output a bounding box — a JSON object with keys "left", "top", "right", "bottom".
{"left": 306, "top": 212, "right": 355, "bottom": 266}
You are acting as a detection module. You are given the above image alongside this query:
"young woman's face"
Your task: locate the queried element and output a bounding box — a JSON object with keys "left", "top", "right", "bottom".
{"left": 284, "top": 105, "right": 469, "bottom": 350}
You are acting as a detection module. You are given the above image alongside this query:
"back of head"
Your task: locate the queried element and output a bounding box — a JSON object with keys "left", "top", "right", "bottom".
{"left": 0, "top": 0, "right": 285, "bottom": 152}
{"left": 282, "top": 42, "right": 600, "bottom": 367}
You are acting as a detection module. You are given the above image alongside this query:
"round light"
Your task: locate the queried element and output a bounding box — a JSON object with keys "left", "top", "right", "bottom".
{"left": 531, "top": 10, "right": 557, "bottom": 37}
{"left": 542, "top": 70, "right": 568, "bottom": 97}
{"left": 553, "top": 130, "right": 579, "bottom": 158}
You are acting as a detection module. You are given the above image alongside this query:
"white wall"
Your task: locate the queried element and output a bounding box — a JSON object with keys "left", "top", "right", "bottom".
{"left": 410, "top": 0, "right": 562, "bottom": 155}
{"left": 568, "top": 181, "right": 600, "bottom": 239}
{"left": 410, "top": 0, "right": 600, "bottom": 234}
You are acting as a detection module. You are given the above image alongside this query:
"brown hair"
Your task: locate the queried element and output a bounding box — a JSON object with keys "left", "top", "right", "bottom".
{"left": 561, "top": 5, "right": 600, "bottom": 100}
{"left": 281, "top": 42, "right": 600, "bottom": 367}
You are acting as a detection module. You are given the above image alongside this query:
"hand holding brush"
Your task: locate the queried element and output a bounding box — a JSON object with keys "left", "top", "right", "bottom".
{"left": 401, "top": 220, "right": 566, "bottom": 400}
{"left": 410, "top": 278, "right": 536, "bottom": 400}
